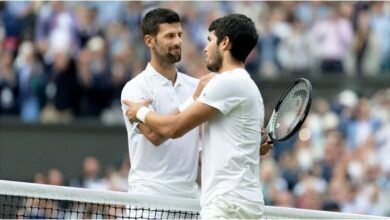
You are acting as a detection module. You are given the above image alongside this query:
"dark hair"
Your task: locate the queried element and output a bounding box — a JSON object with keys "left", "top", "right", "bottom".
{"left": 209, "top": 14, "right": 259, "bottom": 63}
{"left": 141, "top": 8, "right": 180, "bottom": 37}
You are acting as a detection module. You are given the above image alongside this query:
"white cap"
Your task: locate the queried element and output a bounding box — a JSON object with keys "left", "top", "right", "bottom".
{"left": 338, "top": 89, "right": 358, "bottom": 108}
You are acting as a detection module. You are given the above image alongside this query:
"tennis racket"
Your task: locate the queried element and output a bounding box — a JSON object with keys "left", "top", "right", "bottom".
{"left": 263, "top": 78, "right": 312, "bottom": 144}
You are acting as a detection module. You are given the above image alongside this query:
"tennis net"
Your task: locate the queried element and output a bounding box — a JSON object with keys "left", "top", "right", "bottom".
{"left": 0, "top": 180, "right": 387, "bottom": 219}
{"left": 0, "top": 180, "right": 199, "bottom": 219}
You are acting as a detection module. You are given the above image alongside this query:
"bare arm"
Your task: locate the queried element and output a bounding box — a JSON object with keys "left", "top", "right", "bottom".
{"left": 137, "top": 123, "right": 168, "bottom": 146}
{"left": 144, "top": 101, "right": 216, "bottom": 138}
{"left": 260, "top": 128, "right": 273, "bottom": 156}
{"left": 136, "top": 109, "right": 180, "bottom": 146}
{"left": 260, "top": 141, "right": 273, "bottom": 156}
{"left": 124, "top": 100, "right": 217, "bottom": 139}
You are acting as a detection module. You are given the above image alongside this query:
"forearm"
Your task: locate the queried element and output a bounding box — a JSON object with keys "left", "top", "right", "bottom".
{"left": 137, "top": 123, "right": 168, "bottom": 146}
{"left": 131, "top": 101, "right": 215, "bottom": 139}
{"left": 144, "top": 111, "right": 183, "bottom": 138}
{"left": 138, "top": 109, "right": 181, "bottom": 144}
{"left": 142, "top": 102, "right": 214, "bottom": 139}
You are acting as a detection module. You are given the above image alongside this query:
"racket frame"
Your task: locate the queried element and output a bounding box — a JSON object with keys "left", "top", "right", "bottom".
{"left": 267, "top": 78, "right": 312, "bottom": 143}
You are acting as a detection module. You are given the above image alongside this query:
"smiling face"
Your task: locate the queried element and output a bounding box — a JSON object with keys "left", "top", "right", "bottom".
{"left": 149, "top": 22, "right": 183, "bottom": 64}
{"left": 204, "top": 31, "right": 223, "bottom": 72}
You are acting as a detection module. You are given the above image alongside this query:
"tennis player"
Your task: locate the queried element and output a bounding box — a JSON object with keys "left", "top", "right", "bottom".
{"left": 121, "top": 8, "right": 201, "bottom": 200}
{"left": 124, "top": 14, "right": 265, "bottom": 219}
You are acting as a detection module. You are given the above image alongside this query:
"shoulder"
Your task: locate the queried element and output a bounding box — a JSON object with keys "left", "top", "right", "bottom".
{"left": 205, "top": 71, "right": 253, "bottom": 96}
{"left": 207, "top": 73, "right": 239, "bottom": 89}
{"left": 120, "top": 72, "right": 145, "bottom": 99}
{"left": 178, "top": 72, "right": 199, "bottom": 84}
{"left": 201, "top": 74, "right": 235, "bottom": 99}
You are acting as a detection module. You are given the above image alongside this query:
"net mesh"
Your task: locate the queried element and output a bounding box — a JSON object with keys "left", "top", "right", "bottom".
{"left": 0, "top": 180, "right": 385, "bottom": 219}
{"left": 0, "top": 180, "right": 199, "bottom": 219}
{"left": 0, "top": 195, "right": 197, "bottom": 219}
{"left": 271, "top": 80, "right": 311, "bottom": 140}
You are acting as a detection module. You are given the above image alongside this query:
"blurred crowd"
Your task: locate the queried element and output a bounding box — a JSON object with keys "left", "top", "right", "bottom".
{"left": 31, "top": 155, "right": 130, "bottom": 193}
{"left": 261, "top": 88, "right": 390, "bottom": 216}
{"left": 20, "top": 156, "right": 131, "bottom": 219}
{"left": 1, "top": 1, "right": 389, "bottom": 123}
{"left": 2, "top": 1, "right": 390, "bottom": 217}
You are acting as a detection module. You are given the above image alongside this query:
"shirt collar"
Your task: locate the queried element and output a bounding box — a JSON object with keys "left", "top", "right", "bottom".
{"left": 145, "top": 63, "right": 183, "bottom": 87}
{"left": 174, "top": 71, "right": 184, "bottom": 87}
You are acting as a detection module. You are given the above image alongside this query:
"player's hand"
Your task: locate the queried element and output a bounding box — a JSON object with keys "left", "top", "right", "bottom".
{"left": 260, "top": 128, "right": 273, "bottom": 156}
{"left": 122, "top": 99, "right": 152, "bottom": 123}
{"left": 193, "top": 72, "right": 215, "bottom": 99}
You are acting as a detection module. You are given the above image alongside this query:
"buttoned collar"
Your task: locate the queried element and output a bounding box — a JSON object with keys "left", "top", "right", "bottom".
{"left": 145, "top": 63, "right": 184, "bottom": 87}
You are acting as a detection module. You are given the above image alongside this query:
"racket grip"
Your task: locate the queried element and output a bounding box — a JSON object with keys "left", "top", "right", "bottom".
{"left": 261, "top": 139, "right": 273, "bottom": 145}
{"left": 261, "top": 135, "right": 273, "bottom": 145}
{"left": 261, "top": 137, "right": 266, "bottom": 144}
{"left": 261, "top": 124, "right": 271, "bottom": 144}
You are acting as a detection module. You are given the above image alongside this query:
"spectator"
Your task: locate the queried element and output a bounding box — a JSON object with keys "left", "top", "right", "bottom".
{"left": 345, "top": 98, "right": 381, "bottom": 151}
{"left": 89, "top": 1, "right": 122, "bottom": 27}
{"left": 82, "top": 36, "right": 112, "bottom": 116}
{"left": 40, "top": 49, "right": 79, "bottom": 123}
{"left": 277, "top": 16, "right": 311, "bottom": 76}
{"left": 311, "top": 3, "right": 353, "bottom": 74}
{"left": 32, "top": 172, "right": 46, "bottom": 184}
{"left": 14, "top": 41, "right": 44, "bottom": 122}
{"left": 353, "top": 10, "right": 381, "bottom": 76}
{"left": 106, "top": 156, "right": 130, "bottom": 192}
{"left": 74, "top": 5, "right": 103, "bottom": 48}
{"left": 47, "top": 168, "right": 65, "bottom": 186}
{"left": 70, "top": 156, "right": 108, "bottom": 190}
{"left": 320, "top": 130, "right": 345, "bottom": 182}
{"left": 120, "top": 1, "right": 144, "bottom": 40}
{"left": 0, "top": 50, "right": 18, "bottom": 114}
{"left": 34, "top": 2, "right": 78, "bottom": 65}
{"left": 260, "top": 158, "right": 288, "bottom": 205}
{"left": 274, "top": 190, "right": 295, "bottom": 208}
{"left": 257, "top": 12, "right": 281, "bottom": 78}
{"left": 369, "top": 2, "right": 390, "bottom": 75}
{"left": 1, "top": 1, "right": 35, "bottom": 52}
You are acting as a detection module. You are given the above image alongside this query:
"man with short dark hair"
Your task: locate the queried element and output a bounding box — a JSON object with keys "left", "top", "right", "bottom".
{"left": 121, "top": 8, "right": 200, "bottom": 199}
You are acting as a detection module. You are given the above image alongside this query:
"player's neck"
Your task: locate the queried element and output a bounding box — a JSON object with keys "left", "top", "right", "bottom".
{"left": 219, "top": 57, "right": 244, "bottom": 73}
{"left": 150, "top": 59, "right": 177, "bottom": 84}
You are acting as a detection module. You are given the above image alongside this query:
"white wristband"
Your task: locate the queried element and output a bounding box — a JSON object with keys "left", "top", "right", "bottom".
{"left": 179, "top": 97, "right": 195, "bottom": 112}
{"left": 136, "top": 106, "right": 152, "bottom": 123}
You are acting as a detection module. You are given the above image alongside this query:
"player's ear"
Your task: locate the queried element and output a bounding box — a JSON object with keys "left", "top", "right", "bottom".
{"left": 221, "top": 36, "right": 231, "bottom": 51}
{"left": 144, "top": 35, "right": 155, "bottom": 48}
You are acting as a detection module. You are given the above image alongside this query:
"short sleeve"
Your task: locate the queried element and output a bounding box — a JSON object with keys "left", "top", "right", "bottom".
{"left": 197, "top": 75, "right": 244, "bottom": 115}
{"left": 121, "top": 81, "right": 150, "bottom": 133}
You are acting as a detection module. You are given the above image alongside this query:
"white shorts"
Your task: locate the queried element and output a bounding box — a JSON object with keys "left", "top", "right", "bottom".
{"left": 201, "top": 192, "right": 264, "bottom": 219}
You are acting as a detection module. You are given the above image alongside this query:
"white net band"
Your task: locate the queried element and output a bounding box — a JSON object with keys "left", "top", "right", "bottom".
{"left": 0, "top": 180, "right": 386, "bottom": 219}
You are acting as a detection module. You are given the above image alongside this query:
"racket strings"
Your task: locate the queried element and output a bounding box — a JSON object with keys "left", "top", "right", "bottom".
{"left": 273, "top": 81, "right": 310, "bottom": 139}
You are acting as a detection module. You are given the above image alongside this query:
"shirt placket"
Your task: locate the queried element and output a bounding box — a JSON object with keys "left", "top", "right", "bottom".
{"left": 171, "top": 85, "right": 182, "bottom": 109}
{"left": 164, "top": 84, "right": 177, "bottom": 111}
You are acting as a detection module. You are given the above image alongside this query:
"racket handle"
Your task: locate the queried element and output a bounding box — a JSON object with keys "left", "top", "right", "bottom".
{"left": 261, "top": 122, "right": 271, "bottom": 144}
{"left": 261, "top": 136, "right": 267, "bottom": 144}
{"left": 260, "top": 136, "right": 274, "bottom": 156}
{"left": 261, "top": 136, "right": 273, "bottom": 145}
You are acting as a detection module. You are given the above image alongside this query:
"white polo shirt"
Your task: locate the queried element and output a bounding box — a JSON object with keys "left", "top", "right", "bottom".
{"left": 121, "top": 63, "right": 200, "bottom": 199}
{"left": 197, "top": 68, "right": 264, "bottom": 206}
